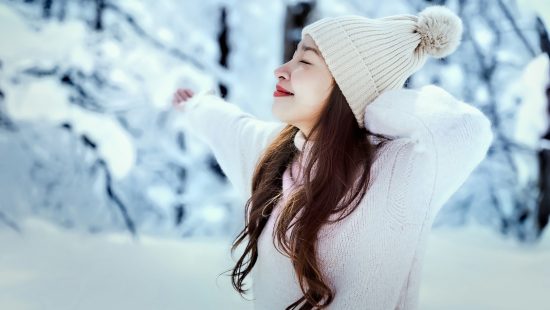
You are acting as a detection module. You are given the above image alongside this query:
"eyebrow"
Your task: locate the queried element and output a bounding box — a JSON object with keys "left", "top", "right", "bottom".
{"left": 299, "top": 43, "right": 321, "bottom": 58}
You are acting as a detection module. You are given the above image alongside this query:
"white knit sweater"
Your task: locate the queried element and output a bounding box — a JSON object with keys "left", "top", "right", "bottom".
{"left": 178, "top": 85, "right": 493, "bottom": 310}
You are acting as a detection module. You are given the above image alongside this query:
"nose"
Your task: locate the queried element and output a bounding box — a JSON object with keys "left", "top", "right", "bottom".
{"left": 274, "top": 64, "right": 289, "bottom": 80}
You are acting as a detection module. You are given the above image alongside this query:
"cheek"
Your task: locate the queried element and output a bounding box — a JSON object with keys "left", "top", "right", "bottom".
{"left": 296, "top": 71, "right": 330, "bottom": 98}
{"left": 295, "top": 85, "right": 327, "bottom": 111}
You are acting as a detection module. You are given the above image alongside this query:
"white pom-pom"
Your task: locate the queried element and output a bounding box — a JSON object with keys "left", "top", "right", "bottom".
{"left": 416, "top": 6, "right": 463, "bottom": 58}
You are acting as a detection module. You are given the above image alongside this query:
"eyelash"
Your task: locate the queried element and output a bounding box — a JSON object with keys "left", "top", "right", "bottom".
{"left": 300, "top": 60, "right": 310, "bottom": 65}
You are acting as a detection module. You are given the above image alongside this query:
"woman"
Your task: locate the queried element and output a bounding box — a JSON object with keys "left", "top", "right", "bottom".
{"left": 172, "top": 5, "right": 493, "bottom": 310}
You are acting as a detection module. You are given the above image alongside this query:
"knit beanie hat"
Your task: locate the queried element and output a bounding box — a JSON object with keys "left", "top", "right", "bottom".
{"left": 301, "top": 5, "right": 463, "bottom": 129}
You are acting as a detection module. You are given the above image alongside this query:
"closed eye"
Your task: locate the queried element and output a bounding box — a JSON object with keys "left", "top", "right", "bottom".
{"left": 300, "top": 60, "right": 311, "bottom": 65}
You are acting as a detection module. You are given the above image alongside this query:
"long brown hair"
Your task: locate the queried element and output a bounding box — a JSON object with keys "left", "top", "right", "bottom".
{"left": 223, "top": 81, "right": 392, "bottom": 309}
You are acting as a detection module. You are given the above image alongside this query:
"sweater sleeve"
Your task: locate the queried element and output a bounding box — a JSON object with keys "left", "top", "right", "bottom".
{"left": 363, "top": 85, "right": 494, "bottom": 219}
{"left": 177, "top": 89, "right": 285, "bottom": 199}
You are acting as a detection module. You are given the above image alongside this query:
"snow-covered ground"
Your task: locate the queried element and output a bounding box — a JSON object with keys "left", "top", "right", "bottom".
{"left": 1, "top": 219, "right": 548, "bottom": 310}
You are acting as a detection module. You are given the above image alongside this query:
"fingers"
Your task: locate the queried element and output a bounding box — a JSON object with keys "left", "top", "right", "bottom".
{"left": 180, "top": 89, "right": 193, "bottom": 97}
{"left": 172, "top": 88, "right": 195, "bottom": 107}
{"left": 178, "top": 89, "right": 186, "bottom": 98}
{"left": 184, "top": 89, "right": 194, "bottom": 97}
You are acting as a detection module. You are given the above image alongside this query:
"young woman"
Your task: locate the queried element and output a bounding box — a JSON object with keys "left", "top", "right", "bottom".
{"left": 172, "top": 5, "right": 493, "bottom": 310}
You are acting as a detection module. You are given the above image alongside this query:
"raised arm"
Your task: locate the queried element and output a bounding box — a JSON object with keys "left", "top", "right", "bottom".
{"left": 364, "top": 84, "right": 494, "bottom": 219}
{"left": 175, "top": 89, "right": 285, "bottom": 198}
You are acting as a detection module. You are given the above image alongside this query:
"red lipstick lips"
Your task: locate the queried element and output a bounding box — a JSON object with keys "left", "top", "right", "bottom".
{"left": 274, "top": 84, "right": 294, "bottom": 97}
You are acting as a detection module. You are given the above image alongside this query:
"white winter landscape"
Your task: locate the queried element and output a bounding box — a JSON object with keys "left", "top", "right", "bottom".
{"left": 1, "top": 0, "right": 550, "bottom": 309}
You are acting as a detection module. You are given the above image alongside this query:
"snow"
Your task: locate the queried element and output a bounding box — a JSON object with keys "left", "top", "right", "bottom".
{"left": 0, "top": 8, "right": 91, "bottom": 72}
{"left": 420, "top": 225, "right": 550, "bottom": 310}
{"left": 4, "top": 78, "right": 136, "bottom": 180}
{"left": 0, "top": 6, "right": 136, "bottom": 180}
{"left": 515, "top": 54, "right": 550, "bottom": 150}
{"left": 0, "top": 218, "right": 548, "bottom": 310}
{"left": 511, "top": 53, "right": 549, "bottom": 218}
{"left": 0, "top": 218, "right": 248, "bottom": 310}
{"left": 518, "top": 0, "right": 550, "bottom": 30}
{"left": 510, "top": 53, "right": 549, "bottom": 192}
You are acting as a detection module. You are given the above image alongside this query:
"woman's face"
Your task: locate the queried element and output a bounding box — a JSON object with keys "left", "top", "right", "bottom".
{"left": 272, "top": 34, "right": 334, "bottom": 138}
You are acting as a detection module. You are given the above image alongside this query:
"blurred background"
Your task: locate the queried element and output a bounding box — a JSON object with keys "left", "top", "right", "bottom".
{"left": 0, "top": 0, "right": 549, "bottom": 309}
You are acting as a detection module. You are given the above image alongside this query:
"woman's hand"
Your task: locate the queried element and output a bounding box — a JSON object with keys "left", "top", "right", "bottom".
{"left": 172, "top": 88, "right": 195, "bottom": 109}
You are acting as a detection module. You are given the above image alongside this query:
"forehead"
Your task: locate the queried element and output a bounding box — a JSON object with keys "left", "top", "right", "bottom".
{"left": 299, "top": 34, "right": 318, "bottom": 48}
{"left": 297, "top": 36, "right": 321, "bottom": 58}
{"left": 302, "top": 34, "right": 314, "bottom": 43}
